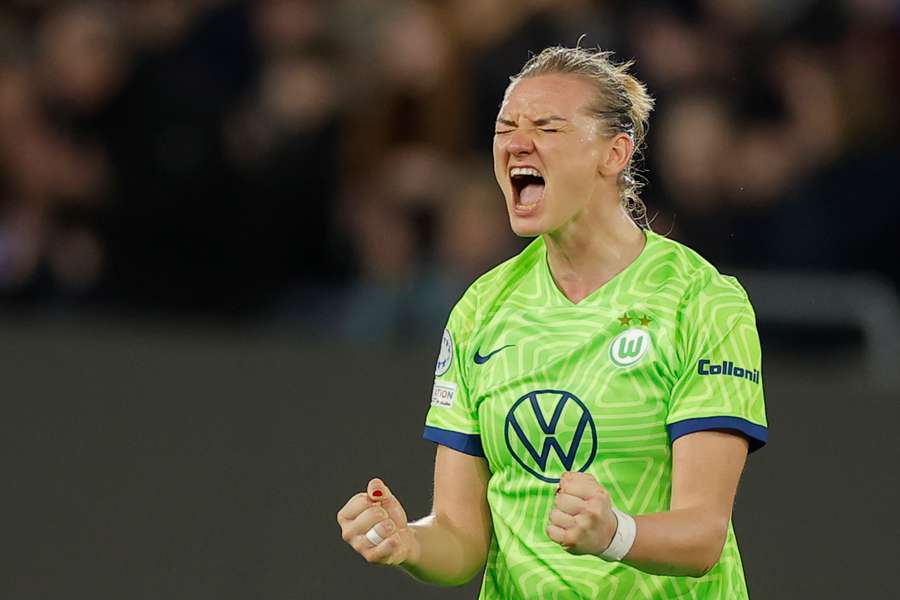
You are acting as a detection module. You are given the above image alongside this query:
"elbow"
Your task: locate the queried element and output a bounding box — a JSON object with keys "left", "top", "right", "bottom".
{"left": 439, "top": 567, "right": 483, "bottom": 587}
{"left": 686, "top": 554, "right": 721, "bottom": 578}
{"left": 433, "top": 550, "right": 489, "bottom": 587}
{"left": 686, "top": 522, "right": 729, "bottom": 578}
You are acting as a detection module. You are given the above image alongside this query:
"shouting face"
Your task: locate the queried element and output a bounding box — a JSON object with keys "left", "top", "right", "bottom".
{"left": 493, "top": 74, "right": 613, "bottom": 238}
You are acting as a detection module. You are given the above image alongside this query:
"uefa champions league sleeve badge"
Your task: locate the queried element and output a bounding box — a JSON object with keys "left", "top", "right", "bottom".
{"left": 435, "top": 329, "right": 453, "bottom": 376}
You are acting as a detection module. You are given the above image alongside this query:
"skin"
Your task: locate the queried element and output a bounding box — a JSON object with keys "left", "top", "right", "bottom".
{"left": 493, "top": 73, "right": 645, "bottom": 303}
{"left": 337, "top": 446, "right": 491, "bottom": 585}
{"left": 337, "top": 73, "right": 751, "bottom": 581}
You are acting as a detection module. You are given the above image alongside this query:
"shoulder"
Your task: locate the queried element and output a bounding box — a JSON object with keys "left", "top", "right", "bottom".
{"left": 469, "top": 237, "right": 544, "bottom": 297}
{"left": 645, "top": 233, "right": 756, "bottom": 349}
{"left": 646, "top": 231, "right": 751, "bottom": 309}
{"left": 449, "top": 238, "right": 544, "bottom": 331}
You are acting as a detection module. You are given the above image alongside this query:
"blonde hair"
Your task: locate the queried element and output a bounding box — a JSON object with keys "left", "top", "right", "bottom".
{"left": 509, "top": 46, "right": 655, "bottom": 226}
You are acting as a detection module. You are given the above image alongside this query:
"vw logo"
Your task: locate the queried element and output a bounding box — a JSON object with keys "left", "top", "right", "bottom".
{"left": 504, "top": 389, "right": 597, "bottom": 483}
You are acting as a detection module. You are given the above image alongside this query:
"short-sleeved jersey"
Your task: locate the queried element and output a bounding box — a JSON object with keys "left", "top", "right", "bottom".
{"left": 423, "top": 230, "right": 767, "bottom": 600}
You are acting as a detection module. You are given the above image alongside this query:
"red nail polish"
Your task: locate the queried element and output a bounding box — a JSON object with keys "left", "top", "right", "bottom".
{"left": 372, "top": 490, "right": 383, "bottom": 498}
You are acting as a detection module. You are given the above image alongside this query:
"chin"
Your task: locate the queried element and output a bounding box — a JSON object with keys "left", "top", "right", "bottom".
{"left": 508, "top": 213, "right": 549, "bottom": 238}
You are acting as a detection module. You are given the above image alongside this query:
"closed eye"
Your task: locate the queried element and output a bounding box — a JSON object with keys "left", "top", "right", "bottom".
{"left": 495, "top": 129, "right": 514, "bottom": 135}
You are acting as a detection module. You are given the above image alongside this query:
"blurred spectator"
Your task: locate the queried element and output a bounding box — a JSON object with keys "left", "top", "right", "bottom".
{"left": 0, "top": 0, "right": 896, "bottom": 337}
{"left": 340, "top": 148, "right": 518, "bottom": 342}
{"left": 0, "top": 2, "right": 121, "bottom": 304}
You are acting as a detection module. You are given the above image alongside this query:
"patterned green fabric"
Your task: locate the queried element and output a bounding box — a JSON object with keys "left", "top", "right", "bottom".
{"left": 423, "top": 230, "right": 767, "bottom": 599}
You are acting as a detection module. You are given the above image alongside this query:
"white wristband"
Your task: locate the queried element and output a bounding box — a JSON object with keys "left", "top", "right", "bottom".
{"left": 599, "top": 507, "right": 636, "bottom": 562}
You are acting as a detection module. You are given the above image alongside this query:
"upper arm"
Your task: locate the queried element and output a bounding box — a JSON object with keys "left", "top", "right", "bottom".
{"left": 422, "top": 290, "right": 492, "bottom": 555}
{"left": 667, "top": 276, "right": 768, "bottom": 451}
{"left": 432, "top": 444, "right": 492, "bottom": 553}
{"left": 670, "top": 430, "right": 748, "bottom": 522}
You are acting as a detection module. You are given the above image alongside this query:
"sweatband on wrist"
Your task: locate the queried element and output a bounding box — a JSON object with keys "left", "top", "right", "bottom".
{"left": 599, "top": 507, "right": 637, "bottom": 561}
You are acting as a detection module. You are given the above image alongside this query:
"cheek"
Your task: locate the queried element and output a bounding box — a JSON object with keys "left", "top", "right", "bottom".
{"left": 547, "top": 156, "right": 597, "bottom": 212}
{"left": 492, "top": 139, "right": 504, "bottom": 164}
{"left": 492, "top": 142, "right": 507, "bottom": 188}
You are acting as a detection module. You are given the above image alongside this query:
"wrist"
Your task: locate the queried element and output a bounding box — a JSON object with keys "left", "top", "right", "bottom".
{"left": 600, "top": 509, "right": 618, "bottom": 553}
{"left": 400, "top": 524, "right": 423, "bottom": 568}
{"left": 598, "top": 507, "right": 637, "bottom": 562}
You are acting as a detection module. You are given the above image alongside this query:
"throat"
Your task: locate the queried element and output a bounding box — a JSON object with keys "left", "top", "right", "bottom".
{"left": 544, "top": 228, "right": 647, "bottom": 304}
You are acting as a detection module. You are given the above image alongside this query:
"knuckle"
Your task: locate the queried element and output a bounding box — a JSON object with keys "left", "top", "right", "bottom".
{"left": 368, "top": 545, "right": 389, "bottom": 564}
{"left": 341, "top": 529, "right": 353, "bottom": 543}
{"left": 361, "top": 546, "right": 379, "bottom": 561}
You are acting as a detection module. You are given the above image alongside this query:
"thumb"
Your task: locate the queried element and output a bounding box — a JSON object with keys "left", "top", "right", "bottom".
{"left": 367, "top": 478, "right": 391, "bottom": 501}
{"left": 367, "top": 478, "right": 408, "bottom": 527}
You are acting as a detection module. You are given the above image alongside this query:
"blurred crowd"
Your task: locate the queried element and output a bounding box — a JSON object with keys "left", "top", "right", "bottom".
{"left": 0, "top": 0, "right": 897, "bottom": 339}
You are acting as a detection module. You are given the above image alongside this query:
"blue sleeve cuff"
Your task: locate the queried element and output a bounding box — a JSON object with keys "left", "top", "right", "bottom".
{"left": 423, "top": 426, "right": 484, "bottom": 457}
{"left": 667, "top": 416, "right": 768, "bottom": 453}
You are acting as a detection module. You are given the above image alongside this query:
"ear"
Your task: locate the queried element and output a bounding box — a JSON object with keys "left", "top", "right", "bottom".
{"left": 598, "top": 133, "right": 634, "bottom": 179}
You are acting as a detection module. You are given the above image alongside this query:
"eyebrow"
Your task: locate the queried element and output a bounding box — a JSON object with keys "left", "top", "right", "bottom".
{"left": 496, "top": 115, "right": 569, "bottom": 127}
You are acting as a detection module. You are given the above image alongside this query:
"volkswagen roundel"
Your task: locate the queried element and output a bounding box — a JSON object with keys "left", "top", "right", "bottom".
{"left": 504, "top": 389, "right": 598, "bottom": 483}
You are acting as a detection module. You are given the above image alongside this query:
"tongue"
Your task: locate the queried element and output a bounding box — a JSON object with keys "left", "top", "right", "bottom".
{"left": 519, "top": 182, "right": 544, "bottom": 206}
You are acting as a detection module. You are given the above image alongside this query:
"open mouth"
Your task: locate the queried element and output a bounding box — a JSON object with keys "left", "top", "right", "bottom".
{"left": 510, "top": 167, "right": 545, "bottom": 213}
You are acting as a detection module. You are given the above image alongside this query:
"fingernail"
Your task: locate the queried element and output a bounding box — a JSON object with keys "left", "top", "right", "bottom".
{"left": 383, "top": 520, "right": 395, "bottom": 532}
{"left": 372, "top": 490, "right": 383, "bottom": 498}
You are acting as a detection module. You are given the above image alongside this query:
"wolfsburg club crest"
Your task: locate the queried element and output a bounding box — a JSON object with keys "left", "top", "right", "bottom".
{"left": 609, "top": 328, "right": 651, "bottom": 367}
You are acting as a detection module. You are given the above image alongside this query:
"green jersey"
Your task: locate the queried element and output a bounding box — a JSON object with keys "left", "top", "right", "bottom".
{"left": 423, "top": 230, "right": 767, "bottom": 600}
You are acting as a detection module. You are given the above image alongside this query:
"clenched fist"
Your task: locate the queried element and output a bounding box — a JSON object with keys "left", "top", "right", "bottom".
{"left": 337, "top": 478, "right": 419, "bottom": 566}
{"left": 545, "top": 471, "right": 618, "bottom": 556}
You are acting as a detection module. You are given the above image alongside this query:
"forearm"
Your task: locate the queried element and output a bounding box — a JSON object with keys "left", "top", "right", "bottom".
{"left": 399, "top": 513, "right": 489, "bottom": 586}
{"left": 621, "top": 508, "right": 729, "bottom": 577}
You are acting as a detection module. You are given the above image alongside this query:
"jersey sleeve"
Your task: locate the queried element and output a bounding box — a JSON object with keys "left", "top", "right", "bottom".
{"left": 667, "top": 275, "right": 768, "bottom": 452}
{"left": 422, "top": 290, "right": 484, "bottom": 456}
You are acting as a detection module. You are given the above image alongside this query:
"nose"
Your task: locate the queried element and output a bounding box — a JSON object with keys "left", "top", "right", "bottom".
{"left": 506, "top": 130, "right": 535, "bottom": 156}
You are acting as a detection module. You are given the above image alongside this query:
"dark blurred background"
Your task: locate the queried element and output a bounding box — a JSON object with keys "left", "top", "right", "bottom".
{"left": 1, "top": 1, "right": 898, "bottom": 599}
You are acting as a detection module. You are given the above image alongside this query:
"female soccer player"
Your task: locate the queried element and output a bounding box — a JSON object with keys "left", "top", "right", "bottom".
{"left": 337, "top": 46, "right": 767, "bottom": 599}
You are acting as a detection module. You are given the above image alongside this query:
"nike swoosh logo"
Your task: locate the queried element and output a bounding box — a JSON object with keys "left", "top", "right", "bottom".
{"left": 474, "top": 344, "right": 515, "bottom": 364}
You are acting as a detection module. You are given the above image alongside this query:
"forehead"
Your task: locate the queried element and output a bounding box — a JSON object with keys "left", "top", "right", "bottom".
{"left": 499, "top": 73, "right": 595, "bottom": 119}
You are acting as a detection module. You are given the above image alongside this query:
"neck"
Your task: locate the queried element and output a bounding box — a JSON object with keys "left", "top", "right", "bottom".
{"left": 543, "top": 200, "right": 645, "bottom": 304}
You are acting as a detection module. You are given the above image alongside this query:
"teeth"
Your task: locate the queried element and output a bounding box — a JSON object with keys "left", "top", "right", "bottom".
{"left": 510, "top": 167, "right": 543, "bottom": 178}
